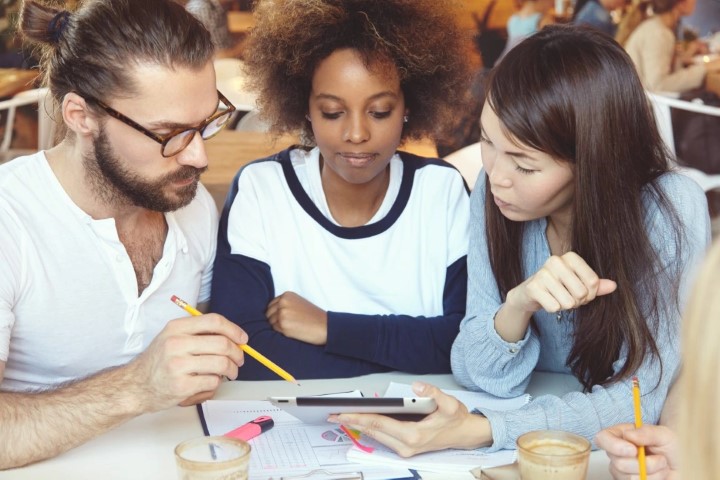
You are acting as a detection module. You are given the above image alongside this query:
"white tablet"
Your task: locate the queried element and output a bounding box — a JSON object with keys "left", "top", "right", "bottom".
{"left": 269, "top": 396, "right": 437, "bottom": 424}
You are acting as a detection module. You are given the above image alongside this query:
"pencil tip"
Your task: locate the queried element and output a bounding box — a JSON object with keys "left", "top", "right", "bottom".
{"left": 295, "top": 382, "right": 302, "bottom": 386}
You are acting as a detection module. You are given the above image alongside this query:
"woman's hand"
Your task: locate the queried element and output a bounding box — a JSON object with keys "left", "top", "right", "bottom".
{"left": 508, "top": 251, "right": 616, "bottom": 314}
{"left": 496, "top": 252, "right": 617, "bottom": 342}
{"left": 329, "top": 382, "right": 492, "bottom": 457}
{"left": 677, "top": 39, "right": 709, "bottom": 66}
{"left": 266, "top": 291, "right": 328, "bottom": 345}
{"left": 683, "top": 39, "right": 709, "bottom": 57}
{"left": 595, "top": 424, "right": 679, "bottom": 480}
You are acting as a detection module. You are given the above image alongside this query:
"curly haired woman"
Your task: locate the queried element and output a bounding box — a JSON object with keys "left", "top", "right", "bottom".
{"left": 210, "top": 0, "right": 472, "bottom": 379}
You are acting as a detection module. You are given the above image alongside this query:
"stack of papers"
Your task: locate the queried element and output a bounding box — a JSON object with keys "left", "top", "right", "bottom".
{"left": 345, "top": 382, "right": 530, "bottom": 474}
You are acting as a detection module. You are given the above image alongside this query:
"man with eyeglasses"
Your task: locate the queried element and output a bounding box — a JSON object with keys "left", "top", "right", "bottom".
{"left": 0, "top": 0, "right": 248, "bottom": 469}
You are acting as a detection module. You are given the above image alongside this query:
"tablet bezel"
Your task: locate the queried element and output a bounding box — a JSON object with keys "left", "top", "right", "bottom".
{"left": 269, "top": 396, "right": 437, "bottom": 424}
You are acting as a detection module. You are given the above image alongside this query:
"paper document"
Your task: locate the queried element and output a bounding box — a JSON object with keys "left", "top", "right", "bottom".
{"left": 345, "top": 382, "right": 531, "bottom": 474}
{"left": 198, "top": 398, "right": 414, "bottom": 480}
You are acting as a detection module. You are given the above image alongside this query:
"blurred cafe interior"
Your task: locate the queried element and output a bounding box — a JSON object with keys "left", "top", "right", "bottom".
{"left": 0, "top": 0, "right": 719, "bottom": 233}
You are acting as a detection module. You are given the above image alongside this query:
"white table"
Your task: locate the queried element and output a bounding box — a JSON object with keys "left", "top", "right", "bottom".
{"left": 4, "top": 372, "right": 612, "bottom": 479}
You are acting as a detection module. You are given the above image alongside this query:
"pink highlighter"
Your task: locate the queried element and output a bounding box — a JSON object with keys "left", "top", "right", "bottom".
{"left": 224, "top": 415, "right": 274, "bottom": 441}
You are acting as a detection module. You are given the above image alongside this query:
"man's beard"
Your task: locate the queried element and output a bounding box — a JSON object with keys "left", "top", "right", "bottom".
{"left": 83, "top": 128, "right": 207, "bottom": 212}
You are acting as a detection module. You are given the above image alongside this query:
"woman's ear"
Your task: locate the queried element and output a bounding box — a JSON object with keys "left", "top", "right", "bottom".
{"left": 62, "top": 92, "right": 100, "bottom": 136}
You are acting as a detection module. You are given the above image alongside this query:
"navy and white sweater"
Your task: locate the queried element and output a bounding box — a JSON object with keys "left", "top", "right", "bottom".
{"left": 211, "top": 147, "right": 470, "bottom": 379}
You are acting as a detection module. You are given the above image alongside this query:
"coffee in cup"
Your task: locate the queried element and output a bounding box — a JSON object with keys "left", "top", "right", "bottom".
{"left": 516, "top": 430, "right": 590, "bottom": 480}
{"left": 175, "top": 436, "right": 251, "bottom": 480}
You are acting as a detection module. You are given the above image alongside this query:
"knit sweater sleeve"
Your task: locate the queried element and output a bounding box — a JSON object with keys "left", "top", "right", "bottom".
{"left": 451, "top": 176, "right": 541, "bottom": 399}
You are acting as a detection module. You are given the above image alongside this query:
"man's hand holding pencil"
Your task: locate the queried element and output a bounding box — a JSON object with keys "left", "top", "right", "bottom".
{"left": 171, "top": 296, "right": 300, "bottom": 385}
{"left": 127, "top": 312, "right": 248, "bottom": 410}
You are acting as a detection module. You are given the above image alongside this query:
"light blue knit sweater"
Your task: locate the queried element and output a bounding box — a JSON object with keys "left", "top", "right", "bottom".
{"left": 451, "top": 172, "right": 711, "bottom": 451}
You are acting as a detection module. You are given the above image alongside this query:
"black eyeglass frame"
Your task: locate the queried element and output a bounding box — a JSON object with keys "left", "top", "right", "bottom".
{"left": 87, "top": 90, "right": 236, "bottom": 157}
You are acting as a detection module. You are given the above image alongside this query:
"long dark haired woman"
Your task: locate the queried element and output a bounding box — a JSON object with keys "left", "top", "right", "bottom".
{"left": 330, "top": 24, "right": 710, "bottom": 454}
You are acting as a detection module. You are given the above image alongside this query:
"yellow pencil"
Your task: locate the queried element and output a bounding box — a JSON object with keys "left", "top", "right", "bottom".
{"left": 632, "top": 376, "right": 647, "bottom": 480}
{"left": 170, "top": 295, "right": 300, "bottom": 386}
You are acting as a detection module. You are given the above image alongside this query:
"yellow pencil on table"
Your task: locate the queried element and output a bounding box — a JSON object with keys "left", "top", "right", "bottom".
{"left": 632, "top": 376, "right": 647, "bottom": 480}
{"left": 170, "top": 295, "right": 300, "bottom": 386}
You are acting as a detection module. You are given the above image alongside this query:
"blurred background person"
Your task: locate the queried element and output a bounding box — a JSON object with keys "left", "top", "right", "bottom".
{"left": 679, "top": 232, "right": 720, "bottom": 479}
{"left": 596, "top": 237, "right": 720, "bottom": 480}
{"left": 499, "top": 0, "right": 555, "bottom": 59}
{"left": 625, "top": 0, "right": 720, "bottom": 175}
{"left": 615, "top": 0, "right": 651, "bottom": 46}
{"left": 573, "top": 0, "right": 629, "bottom": 37}
{"left": 186, "top": 0, "right": 246, "bottom": 58}
{"left": 624, "top": 0, "right": 720, "bottom": 94}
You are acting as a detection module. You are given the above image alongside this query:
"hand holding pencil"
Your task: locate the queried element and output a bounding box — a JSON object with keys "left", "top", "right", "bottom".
{"left": 594, "top": 377, "right": 679, "bottom": 480}
{"left": 171, "top": 296, "right": 300, "bottom": 385}
{"left": 127, "top": 306, "right": 248, "bottom": 410}
{"left": 595, "top": 423, "right": 679, "bottom": 480}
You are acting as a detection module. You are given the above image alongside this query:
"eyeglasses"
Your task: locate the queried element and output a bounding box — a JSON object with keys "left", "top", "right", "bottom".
{"left": 88, "top": 91, "right": 236, "bottom": 157}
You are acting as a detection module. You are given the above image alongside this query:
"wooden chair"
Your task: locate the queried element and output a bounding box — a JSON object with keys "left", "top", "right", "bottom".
{"left": 13, "top": 87, "right": 57, "bottom": 151}
{"left": 647, "top": 91, "right": 720, "bottom": 192}
{"left": 0, "top": 87, "right": 57, "bottom": 163}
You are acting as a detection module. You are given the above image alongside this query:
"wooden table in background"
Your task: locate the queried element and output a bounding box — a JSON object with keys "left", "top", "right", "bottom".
{"left": 227, "top": 11, "right": 255, "bottom": 34}
{"left": 202, "top": 130, "right": 438, "bottom": 211}
{"left": 0, "top": 68, "right": 38, "bottom": 98}
{"left": 202, "top": 130, "right": 295, "bottom": 208}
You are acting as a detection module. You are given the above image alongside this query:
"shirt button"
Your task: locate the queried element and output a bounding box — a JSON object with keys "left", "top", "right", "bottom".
{"left": 509, "top": 348, "right": 518, "bottom": 354}
{"left": 115, "top": 254, "right": 124, "bottom": 262}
